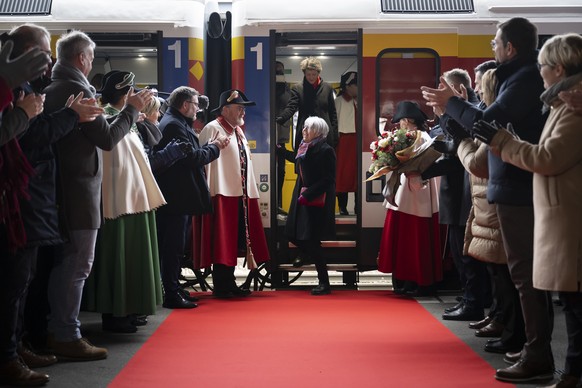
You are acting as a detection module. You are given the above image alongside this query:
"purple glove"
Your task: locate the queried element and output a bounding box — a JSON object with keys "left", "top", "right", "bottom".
{"left": 297, "top": 195, "right": 308, "bottom": 206}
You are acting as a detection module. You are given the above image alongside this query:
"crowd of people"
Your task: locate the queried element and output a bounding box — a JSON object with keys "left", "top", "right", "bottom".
{"left": 1, "top": 16, "right": 581, "bottom": 388}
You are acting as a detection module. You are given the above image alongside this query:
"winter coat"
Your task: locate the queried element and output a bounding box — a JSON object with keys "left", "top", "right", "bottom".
{"left": 43, "top": 61, "right": 139, "bottom": 230}
{"left": 285, "top": 140, "right": 336, "bottom": 242}
{"left": 276, "top": 78, "right": 338, "bottom": 151}
{"left": 457, "top": 139, "right": 507, "bottom": 264}
{"left": 154, "top": 107, "right": 219, "bottom": 216}
{"left": 490, "top": 80, "right": 582, "bottom": 292}
{"left": 445, "top": 52, "right": 546, "bottom": 206}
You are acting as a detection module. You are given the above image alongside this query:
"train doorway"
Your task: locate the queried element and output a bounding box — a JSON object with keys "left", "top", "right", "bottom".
{"left": 271, "top": 30, "right": 362, "bottom": 288}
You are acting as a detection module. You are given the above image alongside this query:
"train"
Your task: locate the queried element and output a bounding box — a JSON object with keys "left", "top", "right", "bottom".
{"left": 2, "top": 0, "right": 581, "bottom": 287}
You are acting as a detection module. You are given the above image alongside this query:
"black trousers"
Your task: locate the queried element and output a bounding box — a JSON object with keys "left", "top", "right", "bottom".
{"left": 296, "top": 239, "right": 329, "bottom": 286}
{"left": 560, "top": 292, "right": 582, "bottom": 378}
{"left": 0, "top": 242, "right": 37, "bottom": 363}
{"left": 157, "top": 213, "right": 189, "bottom": 296}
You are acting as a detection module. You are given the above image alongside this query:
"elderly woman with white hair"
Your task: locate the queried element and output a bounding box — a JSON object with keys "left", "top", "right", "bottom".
{"left": 473, "top": 32, "right": 582, "bottom": 387}
{"left": 285, "top": 116, "right": 336, "bottom": 295}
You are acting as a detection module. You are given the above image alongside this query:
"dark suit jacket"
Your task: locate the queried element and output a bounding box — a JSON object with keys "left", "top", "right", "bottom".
{"left": 154, "top": 107, "right": 220, "bottom": 215}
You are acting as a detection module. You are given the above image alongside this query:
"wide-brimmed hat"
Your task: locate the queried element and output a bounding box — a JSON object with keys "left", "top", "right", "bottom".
{"left": 211, "top": 89, "right": 256, "bottom": 113}
{"left": 98, "top": 70, "right": 135, "bottom": 95}
{"left": 340, "top": 71, "right": 357, "bottom": 88}
{"left": 391, "top": 100, "right": 428, "bottom": 124}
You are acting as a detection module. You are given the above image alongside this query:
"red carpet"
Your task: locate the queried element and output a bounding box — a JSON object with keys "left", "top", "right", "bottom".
{"left": 110, "top": 291, "right": 508, "bottom": 388}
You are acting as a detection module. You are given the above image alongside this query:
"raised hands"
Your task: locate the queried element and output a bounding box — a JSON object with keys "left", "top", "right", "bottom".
{"left": 420, "top": 76, "right": 461, "bottom": 113}
{"left": 0, "top": 41, "right": 51, "bottom": 89}
{"left": 65, "top": 92, "right": 104, "bottom": 123}
{"left": 15, "top": 90, "right": 45, "bottom": 119}
{"left": 125, "top": 87, "right": 154, "bottom": 112}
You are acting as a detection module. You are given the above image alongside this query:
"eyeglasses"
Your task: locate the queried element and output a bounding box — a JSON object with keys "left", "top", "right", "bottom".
{"left": 537, "top": 63, "right": 551, "bottom": 70}
{"left": 228, "top": 105, "right": 246, "bottom": 112}
{"left": 186, "top": 100, "right": 199, "bottom": 107}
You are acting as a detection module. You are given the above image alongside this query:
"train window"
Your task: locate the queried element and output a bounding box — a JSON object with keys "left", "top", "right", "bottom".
{"left": 375, "top": 48, "right": 439, "bottom": 135}
{"left": 0, "top": 0, "right": 52, "bottom": 15}
{"left": 381, "top": 0, "right": 474, "bottom": 13}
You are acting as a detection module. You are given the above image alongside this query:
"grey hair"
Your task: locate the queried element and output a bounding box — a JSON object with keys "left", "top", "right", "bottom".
{"left": 56, "top": 30, "right": 96, "bottom": 63}
{"left": 304, "top": 116, "right": 329, "bottom": 138}
{"left": 168, "top": 86, "right": 199, "bottom": 109}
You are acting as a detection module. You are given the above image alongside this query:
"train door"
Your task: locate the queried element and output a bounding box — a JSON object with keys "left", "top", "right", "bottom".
{"left": 271, "top": 31, "right": 361, "bottom": 287}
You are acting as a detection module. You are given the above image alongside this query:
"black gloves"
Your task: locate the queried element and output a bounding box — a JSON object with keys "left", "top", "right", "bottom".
{"left": 472, "top": 120, "right": 500, "bottom": 144}
{"left": 150, "top": 139, "right": 191, "bottom": 173}
{"left": 432, "top": 139, "right": 458, "bottom": 154}
{"left": 444, "top": 119, "right": 471, "bottom": 143}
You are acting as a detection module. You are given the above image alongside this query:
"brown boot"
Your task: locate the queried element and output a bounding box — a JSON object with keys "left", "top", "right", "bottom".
{"left": 18, "top": 343, "right": 57, "bottom": 368}
{"left": 0, "top": 357, "right": 49, "bottom": 386}
{"left": 47, "top": 336, "right": 107, "bottom": 361}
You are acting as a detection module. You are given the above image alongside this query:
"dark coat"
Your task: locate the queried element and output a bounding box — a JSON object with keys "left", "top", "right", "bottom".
{"left": 43, "top": 62, "right": 139, "bottom": 230}
{"left": 275, "top": 81, "right": 291, "bottom": 144}
{"left": 285, "top": 140, "right": 336, "bottom": 242}
{"left": 445, "top": 52, "right": 546, "bottom": 206}
{"left": 277, "top": 78, "right": 338, "bottom": 151}
{"left": 422, "top": 125, "right": 471, "bottom": 226}
{"left": 154, "top": 107, "right": 220, "bottom": 215}
{"left": 17, "top": 94, "right": 79, "bottom": 246}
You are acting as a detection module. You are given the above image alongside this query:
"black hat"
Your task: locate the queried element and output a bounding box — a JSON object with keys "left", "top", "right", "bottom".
{"left": 340, "top": 71, "right": 357, "bottom": 88}
{"left": 98, "top": 70, "right": 135, "bottom": 94}
{"left": 211, "top": 89, "right": 256, "bottom": 113}
{"left": 391, "top": 100, "right": 428, "bottom": 124}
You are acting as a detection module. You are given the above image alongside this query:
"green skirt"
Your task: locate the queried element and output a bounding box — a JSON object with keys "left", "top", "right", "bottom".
{"left": 84, "top": 211, "right": 163, "bottom": 316}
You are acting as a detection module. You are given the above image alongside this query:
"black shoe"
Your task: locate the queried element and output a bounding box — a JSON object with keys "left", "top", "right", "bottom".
{"left": 484, "top": 339, "right": 522, "bottom": 354}
{"left": 292, "top": 256, "right": 304, "bottom": 268}
{"left": 102, "top": 314, "right": 138, "bottom": 333}
{"left": 163, "top": 293, "right": 197, "bottom": 309}
{"left": 129, "top": 314, "right": 148, "bottom": 327}
{"left": 311, "top": 284, "right": 331, "bottom": 295}
{"left": 178, "top": 288, "right": 199, "bottom": 302}
{"left": 468, "top": 316, "right": 492, "bottom": 330}
{"left": 231, "top": 286, "right": 252, "bottom": 297}
{"left": 212, "top": 290, "right": 234, "bottom": 299}
{"left": 495, "top": 359, "right": 554, "bottom": 383}
{"left": 444, "top": 301, "right": 464, "bottom": 314}
{"left": 442, "top": 305, "right": 484, "bottom": 321}
{"left": 339, "top": 208, "right": 349, "bottom": 216}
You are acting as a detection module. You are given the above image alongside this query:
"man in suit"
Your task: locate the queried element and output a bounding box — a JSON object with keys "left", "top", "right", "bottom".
{"left": 154, "top": 86, "right": 228, "bottom": 309}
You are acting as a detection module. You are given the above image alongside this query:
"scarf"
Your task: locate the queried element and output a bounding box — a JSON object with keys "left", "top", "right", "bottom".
{"left": 0, "top": 138, "right": 35, "bottom": 252}
{"left": 540, "top": 71, "right": 582, "bottom": 114}
{"left": 51, "top": 60, "right": 96, "bottom": 96}
{"left": 295, "top": 135, "right": 325, "bottom": 160}
{"left": 302, "top": 76, "right": 321, "bottom": 117}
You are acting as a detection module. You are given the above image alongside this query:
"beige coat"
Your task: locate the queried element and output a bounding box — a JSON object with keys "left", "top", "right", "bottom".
{"left": 491, "top": 99, "right": 582, "bottom": 292}
{"left": 457, "top": 139, "right": 507, "bottom": 264}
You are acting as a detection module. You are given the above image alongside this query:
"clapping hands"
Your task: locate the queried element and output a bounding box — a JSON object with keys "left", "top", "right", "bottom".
{"left": 472, "top": 120, "right": 502, "bottom": 144}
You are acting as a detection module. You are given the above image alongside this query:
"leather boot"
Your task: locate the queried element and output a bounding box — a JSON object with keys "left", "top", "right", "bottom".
{"left": 0, "top": 357, "right": 49, "bottom": 386}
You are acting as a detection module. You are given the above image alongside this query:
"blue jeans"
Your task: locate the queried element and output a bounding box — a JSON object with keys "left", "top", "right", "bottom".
{"left": 48, "top": 229, "right": 97, "bottom": 342}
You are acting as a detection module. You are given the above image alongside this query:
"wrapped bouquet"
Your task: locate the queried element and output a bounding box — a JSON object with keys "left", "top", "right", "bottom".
{"left": 366, "top": 128, "right": 441, "bottom": 206}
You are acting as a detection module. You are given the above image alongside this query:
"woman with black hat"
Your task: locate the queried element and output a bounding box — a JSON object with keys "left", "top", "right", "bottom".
{"left": 83, "top": 70, "right": 165, "bottom": 332}
{"left": 376, "top": 100, "right": 442, "bottom": 296}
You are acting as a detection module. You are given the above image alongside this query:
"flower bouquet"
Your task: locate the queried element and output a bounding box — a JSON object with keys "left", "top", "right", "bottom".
{"left": 366, "top": 128, "right": 442, "bottom": 206}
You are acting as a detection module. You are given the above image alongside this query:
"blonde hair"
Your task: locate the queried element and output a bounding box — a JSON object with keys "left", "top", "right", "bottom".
{"left": 481, "top": 69, "right": 498, "bottom": 107}
{"left": 142, "top": 96, "right": 161, "bottom": 117}
{"left": 300, "top": 57, "right": 322, "bottom": 73}
{"left": 538, "top": 33, "right": 582, "bottom": 77}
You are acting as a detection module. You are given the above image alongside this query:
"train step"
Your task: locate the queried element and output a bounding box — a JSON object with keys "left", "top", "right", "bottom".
{"left": 278, "top": 263, "right": 358, "bottom": 271}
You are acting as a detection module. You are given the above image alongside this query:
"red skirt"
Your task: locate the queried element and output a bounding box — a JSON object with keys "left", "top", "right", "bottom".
{"left": 377, "top": 208, "right": 442, "bottom": 286}
{"left": 192, "top": 195, "right": 270, "bottom": 269}
{"left": 335, "top": 133, "right": 357, "bottom": 192}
